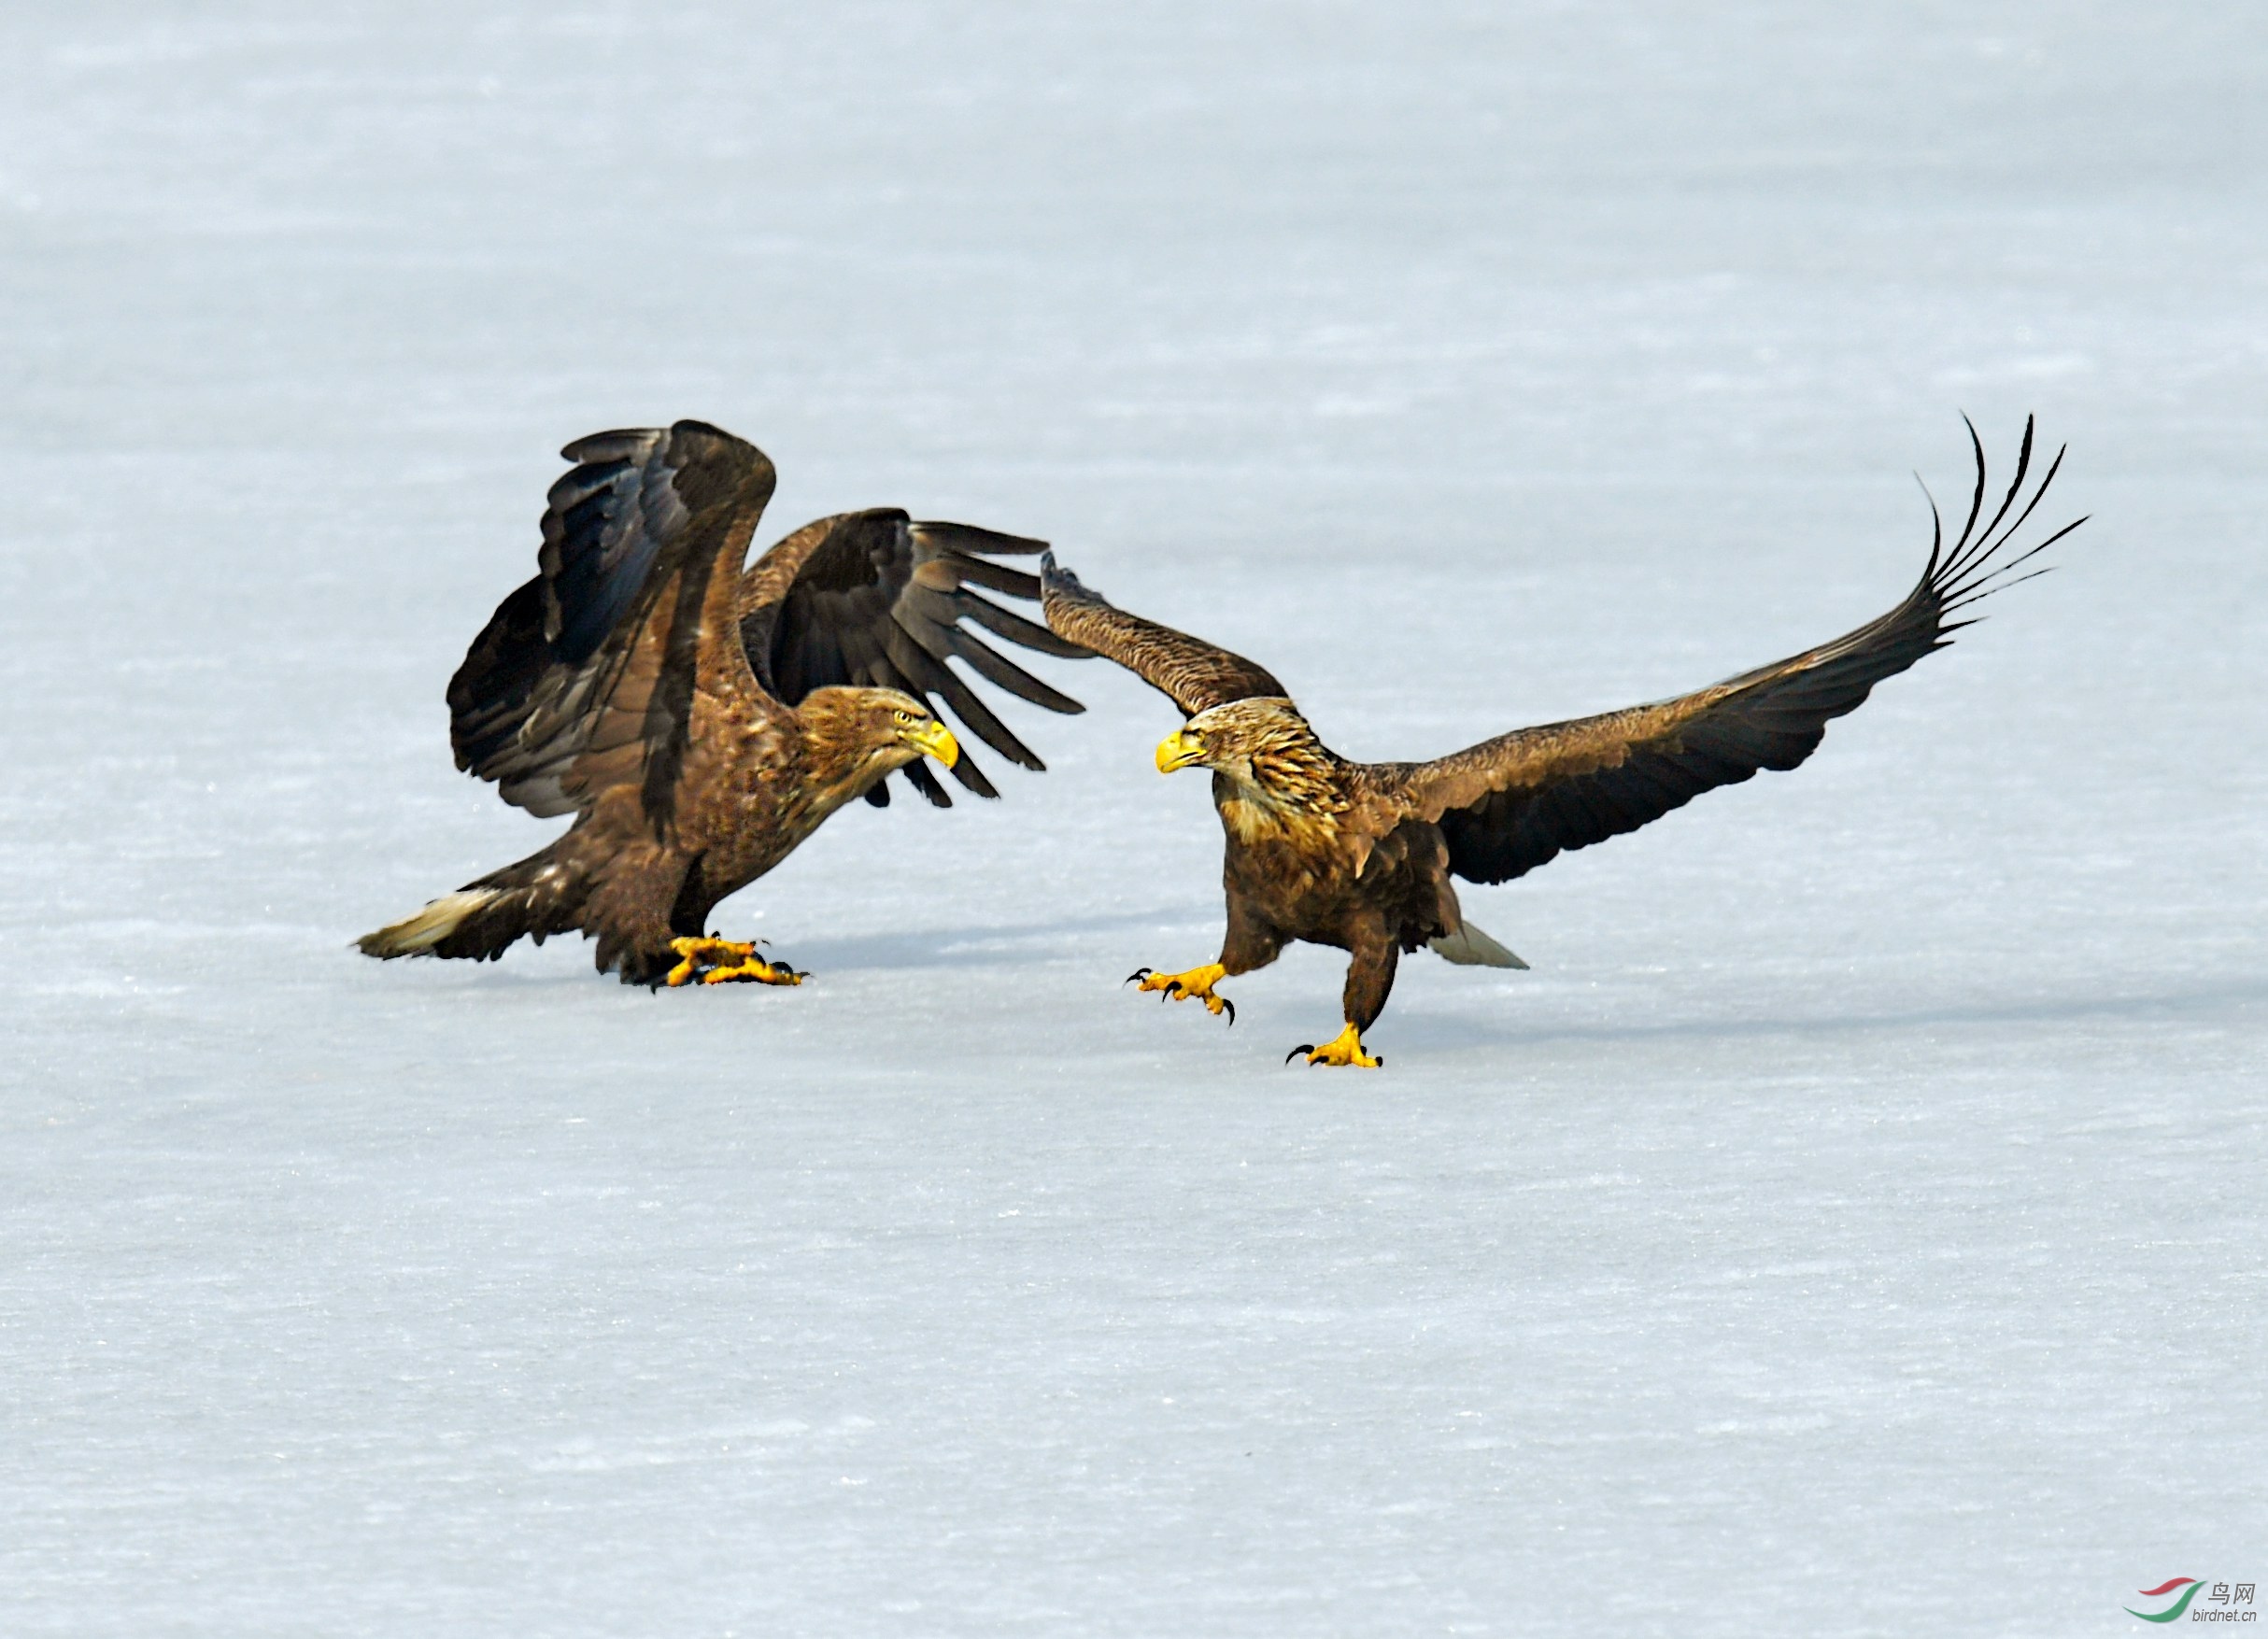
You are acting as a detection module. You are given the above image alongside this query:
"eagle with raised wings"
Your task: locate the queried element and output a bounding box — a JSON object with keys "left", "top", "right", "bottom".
{"left": 1042, "top": 421, "right": 2080, "bottom": 1067}
{"left": 359, "top": 419, "right": 1086, "bottom": 985}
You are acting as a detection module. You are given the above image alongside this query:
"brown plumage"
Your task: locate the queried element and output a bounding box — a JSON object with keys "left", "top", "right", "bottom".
{"left": 1042, "top": 420, "right": 2082, "bottom": 1066}
{"left": 359, "top": 419, "right": 1086, "bottom": 985}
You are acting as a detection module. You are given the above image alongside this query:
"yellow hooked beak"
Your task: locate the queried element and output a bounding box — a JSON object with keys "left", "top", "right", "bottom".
{"left": 910, "top": 719, "right": 960, "bottom": 768}
{"left": 1155, "top": 728, "right": 1207, "bottom": 774}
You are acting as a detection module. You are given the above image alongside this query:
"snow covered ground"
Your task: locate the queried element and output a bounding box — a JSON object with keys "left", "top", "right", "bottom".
{"left": 3, "top": 3, "right": 2263, "bottom": 1632}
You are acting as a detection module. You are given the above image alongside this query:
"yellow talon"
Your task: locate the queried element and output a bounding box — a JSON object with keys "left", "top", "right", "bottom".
{"left": 666, "top": 935, "right": 802, "bottom": 988}
{"left": 1128, "top": 961, "right": 1233, "bottom": 1021}
{"left": 664, "top": 935, "right": 744, "bottom": 987}
{"left": 701, "top": 955, "right": 802, "bottom": 986}
{"left": 1288, "top": 1022, "right": 1382, "bottom": 1068}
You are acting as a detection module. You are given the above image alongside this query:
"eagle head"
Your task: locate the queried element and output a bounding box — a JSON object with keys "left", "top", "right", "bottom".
{"left": 1155, "top": 698, "right": 1337, "bottom": 805}
{"left": 801, "top": 685, "right": 959, "bottom": 790}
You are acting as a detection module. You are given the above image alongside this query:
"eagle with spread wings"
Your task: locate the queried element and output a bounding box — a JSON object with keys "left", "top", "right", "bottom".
{"left": 359, "top": 419, "right": 1086, "bottom": 985}
{"left": 1042, "top": 421, "right": 2080, "bottom": 1067}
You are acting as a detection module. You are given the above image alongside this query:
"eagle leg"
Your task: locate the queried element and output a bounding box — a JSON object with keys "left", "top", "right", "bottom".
{"left": 1286, "top": 1023, "right": 1382, "bottom": 1069}
{"left": 666, "top": 935, "right": 805, "bottom": 988}
{"left": 1127, "top": 962, "right": 1234, "bottom": 1024}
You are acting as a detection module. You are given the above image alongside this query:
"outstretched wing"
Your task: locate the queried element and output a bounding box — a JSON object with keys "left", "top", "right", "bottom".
{"left": 447, "top": 420, "right": 776, "bottom": 823}
{"left": 738, "top": 511, "right": 1088, "bottom": 807}
{"left": 1399, "top": 418, "right": 2083, "bottom": 884}
{"left": 1038, "top": 553, "right": 1287, "bottom": 717}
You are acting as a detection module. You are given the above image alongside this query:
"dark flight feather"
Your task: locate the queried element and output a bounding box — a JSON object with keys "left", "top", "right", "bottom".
{"left": 448, "top": 419, "right": 773, "bottom": 821}
{"left": 1402, "top": 416, "right": 2083, "bottom": 884}
{"left": 743, "top": 512, "right": 1088, "bottom": 805}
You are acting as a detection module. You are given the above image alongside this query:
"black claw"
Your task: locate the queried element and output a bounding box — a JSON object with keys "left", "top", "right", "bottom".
{"left": 1125, "top": 968, "right": 1152, "bottom": 986}
{"left": 1285, "top": 1044, "right": 1313, "bottom": 1064}
{"left": 1165, "top": 981, "right": 1185, "bottom": 997}
{"left": 1220, "top": 997, "right": 1236, "bottom": 1026}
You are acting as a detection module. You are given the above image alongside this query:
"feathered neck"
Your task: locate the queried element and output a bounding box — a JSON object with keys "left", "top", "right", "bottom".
{"left": 1211, "top": 717, "right": 1355, "bottom": 848}
{"left": 1232, "top": 720, "right": 1351, "bottom": 808}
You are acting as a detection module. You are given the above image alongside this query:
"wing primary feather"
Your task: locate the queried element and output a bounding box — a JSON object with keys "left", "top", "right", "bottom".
{"left": 1972, "top": 442, "right": 2067, "bottom": 567}
{"left": 931, "top": 554, "right": 1044, "bottom": 601}
{"left": 905, "top": 606, "right": 1084, "bottom": 713}
{"left": 895, "top": 584, "right": 1085, "bottom": 705}
{"left": 1954, "top": 413, "right": 2034, "bottom": 581}
{"left": 1915, "top": 473, "right": 1945, "bottom": 582}
{"left": 1406, "top": 418, "right": 2080, "bottom": 887}
{"left": 1942, "top": 561, "right": 2060, "bottom": 615}
{"left": 943, "top": 743, "right": 999, "bottom": 798}
{"left": 910, "top": 521, "right": 1050, "bottom": 557}
{"left": 1944, "top": 507, "right": 2082, "bottom": 614}
{"left": 745, "top": 510, "right": 1084, "bottom": 800}
{"left": 901, "top": 757, "right": 953, "bottom": 807}
{"left": 938, "top": 626, "right": 1085, "bottom": 713}
{"left": 884, "top": 624, "right": 1044, "bottom": 770}
{"left": 950, "top": 586, "right": 1095, "bottom": 660}
{"left": 1944, "top": 466, "right": 2075, "bottom": 607}
{"left": 1954, "top": 413, "right": 1991, "bottom": 568}
{"left": 559, "top": 428, "right": 658, "bottom": 463}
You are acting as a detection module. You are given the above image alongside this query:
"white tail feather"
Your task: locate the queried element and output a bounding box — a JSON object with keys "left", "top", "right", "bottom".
{"left": 1427, "top": 920, "right": 1528, "bottom": 969}
{"left": 356, "top": 889, "right": 501, "bottom": 958}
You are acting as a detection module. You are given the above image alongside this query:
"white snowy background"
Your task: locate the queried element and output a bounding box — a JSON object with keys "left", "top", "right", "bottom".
{"left": 3, "top": 2, "right": 2262, "bottom": 1633}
